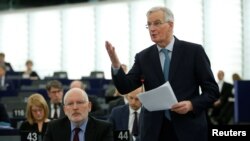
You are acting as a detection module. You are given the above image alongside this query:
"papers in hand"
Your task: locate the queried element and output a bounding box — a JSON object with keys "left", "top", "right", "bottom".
{"left": 137, "top": 81, "right": 178, "bottom": 111}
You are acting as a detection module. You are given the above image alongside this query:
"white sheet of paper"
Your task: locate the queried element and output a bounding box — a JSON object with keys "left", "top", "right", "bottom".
{"left": 137, "top": 81, "right": 178, "bottom": 111}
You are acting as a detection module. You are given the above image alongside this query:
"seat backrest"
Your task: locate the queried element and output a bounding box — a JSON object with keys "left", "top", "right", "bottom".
{"left": 90, "top": 71, "right": 105, "bottom": 78}
{"left": 53, "top": 71, "right": 68, "bottom": 79}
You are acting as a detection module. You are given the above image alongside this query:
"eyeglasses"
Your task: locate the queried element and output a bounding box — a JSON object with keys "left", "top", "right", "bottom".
{"left": 64, "top": 101, "right": 87, "bottom": 108}
{"left": 31, "top": 108, "right": 43, "bottom": 113}
{"left": 50, "top": 90, "right": 62, "bottom": 94}
{"left": 145, "top": 20, "right": 168, "bottom": 29}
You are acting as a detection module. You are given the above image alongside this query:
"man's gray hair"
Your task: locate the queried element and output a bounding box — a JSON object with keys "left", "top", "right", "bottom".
{"left": 63, "top": 88, "right": 89, "bottom": 104}
{"left": 147, "top": 6, "right": 174, "bottom": 22}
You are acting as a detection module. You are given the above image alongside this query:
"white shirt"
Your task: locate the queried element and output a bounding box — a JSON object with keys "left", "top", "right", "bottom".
{"left": 128, "top": 107, "right": 141, "bottom": 140}
{"left": 50, "top": 103, "right": 61, "bottom": 118}
{"left": 0, "top": 75, "right": 5, "bottom": 87}
{"left": 217, "top": 80, "right": 224, "bottom": 93}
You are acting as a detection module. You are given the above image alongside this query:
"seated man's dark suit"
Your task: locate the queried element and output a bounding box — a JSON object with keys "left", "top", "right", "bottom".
{"left": 4, "top": 62, "right": 14, "bottom": 73}
{"left": 43, "top": 116, "right": 113, "bottom": 141}
{"left": 0, "top": 77, "right": 15, "bottom": 97}
{"left": 3, "top": 78, "right": 15, "bottom": 91}
{"left": 109, "top": 104, "right": 129, "bottom": 131}
{"left": 109, "top": 104, "right": 139, "bottom": 141}
{"left": 0, "top": 103, "right": 10, "bottom": 124}
{"left": 210, "top": 81, "right": 233, "bottom": 124}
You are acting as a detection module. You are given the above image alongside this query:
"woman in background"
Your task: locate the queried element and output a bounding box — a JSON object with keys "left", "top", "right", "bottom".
{"left": 22, "top": 60, "right": 40, "bottom": 80}
{"left": 19, "top": 93, "right": 50, "bottom": 141}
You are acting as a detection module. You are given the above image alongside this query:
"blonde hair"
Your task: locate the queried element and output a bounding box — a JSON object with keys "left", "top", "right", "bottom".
{"left": 26, "top": 93, "right": 49, "bottom": 124}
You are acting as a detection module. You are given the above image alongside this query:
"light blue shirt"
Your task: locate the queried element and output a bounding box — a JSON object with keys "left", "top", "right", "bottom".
{"left": 157, "top": 37, "right": 175, "bottom": 70}
{"left": 70, "top": 118, "right": 88, "bottom": 141}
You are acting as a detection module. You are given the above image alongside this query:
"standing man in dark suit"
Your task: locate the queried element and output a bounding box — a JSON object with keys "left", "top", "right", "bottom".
{"left": 43, "top": 88, "right": 113, "bottom": 141}
{"left": 105, "top": 6, "right": 219, "bottom": 141}
{"left": 109, "top": 86, "right": 142, "bottom": 141}
{"left": 0, "top": 52, "right": 14, "bottom": 73}
{"left": 46, "top": 80, "right": 65, "bottom": 119}
{"left": 209, "top": 70, "right": 233, "bottom": 124}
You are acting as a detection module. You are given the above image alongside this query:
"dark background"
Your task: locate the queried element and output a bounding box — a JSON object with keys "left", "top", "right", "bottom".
{"left": 0, "top": 0, "right": 93, "bottom": 11}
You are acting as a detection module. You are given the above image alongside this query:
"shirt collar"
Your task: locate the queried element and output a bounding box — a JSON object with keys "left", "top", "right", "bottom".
{"left": 70, "top": 117, "right": 88, "bottom": 132}
{"left": 129, "top": 106, "right": 141, "bottom": 115}
{"left": 157, "top": 36, "right": 175, "bottom": 52}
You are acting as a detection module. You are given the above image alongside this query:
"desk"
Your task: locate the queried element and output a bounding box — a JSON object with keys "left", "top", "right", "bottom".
{"left": 0, "top": 127, "right": 20, "bottom": 141}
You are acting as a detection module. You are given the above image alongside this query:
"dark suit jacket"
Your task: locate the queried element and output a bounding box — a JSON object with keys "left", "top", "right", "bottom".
{"left": 43, "top": 116, "right": 113, "bottom": 141}
{"left": 214, "top": 82, "right": 234, "bottom": 124}
{"left": 109, "top": 104, "right": 139, "bottom": 141}
{"left": 0, "top": 76, "right": 16, "bottom": 97}
{"left": 219, "top": 82, "right": 233, "bottom": 106}
{"left": 0, "top": 103, "right": 10, "bottom": 123}
{"left": 4, "top": 62, "right": 14, "bottom": 73}
{"left": 109, "top": 104, "right": 129, "bottom": 130}
{"left": 2, "top": 77, "right": 15, "bottom": 91}
{"left": 211, "top": 81, "right": 233, "bottom": 118}
{"left": 112, "top": 37, "right": 219, "bottom": 141}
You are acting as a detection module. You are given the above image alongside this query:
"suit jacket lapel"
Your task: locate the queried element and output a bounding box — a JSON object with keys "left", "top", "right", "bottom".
{"left": 85, "top": 117, "right": 95, "bottom": 141}
{"left": 169, "top": 37, "right": 184, "bottom": 81}
{"left": 149, "top": 45, "right": 166, "bottom": 83}
{"left": 59, "top": 117, "right": 71, "bottom": 141}
{"left": 121, "top": 105, "right": 129, "bottom": 129}
{"left": 65, "top": 120, "right": 71, "bottom": 141}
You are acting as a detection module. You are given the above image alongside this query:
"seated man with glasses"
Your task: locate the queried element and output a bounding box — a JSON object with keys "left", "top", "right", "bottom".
{"left": 43, "top": 88, "right": 113, "bottom": 141}
{"left": 46, "top": 80, "right": 65, "bottom": 119}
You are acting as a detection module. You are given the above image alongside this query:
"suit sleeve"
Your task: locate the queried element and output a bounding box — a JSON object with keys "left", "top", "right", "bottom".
{"left": 111, "top": 54, "right": 142, "bottom": 94}
{"left": 101, "top": 122, "right": 114, "bottom": 141}
{"left": 191, "top": 46, "right": 219, "bottom": 114}
{"left": 0, "top": 104, "right": 10, "bottom": 123}
{"left": 108, "top": 109, "right": 116, "bottom": 130}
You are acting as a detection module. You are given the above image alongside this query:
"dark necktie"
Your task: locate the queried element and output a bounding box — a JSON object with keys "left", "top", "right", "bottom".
{"left": 53, "top": 104, "right": 58, "bottom": 119}
{"left": 73, "top": 128, "right": 81, "bottom": 141}
{"left": 132, "top": 111, "right": 139, "bottom": 136}
{"left": 162, "top": 49, "right": 171, "bottom": 120}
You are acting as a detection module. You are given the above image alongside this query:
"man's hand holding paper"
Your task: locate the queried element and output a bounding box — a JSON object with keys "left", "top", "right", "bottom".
{"left": 137, "top": 81, "right": 178, "bottom": 111}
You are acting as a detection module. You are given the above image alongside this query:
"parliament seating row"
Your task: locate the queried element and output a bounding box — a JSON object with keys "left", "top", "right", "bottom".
{"left": 1, "top": 76, "right": 112, "bottom": 97}
{"left": 0, "top": 76, "right": 113, "bottom": 126}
